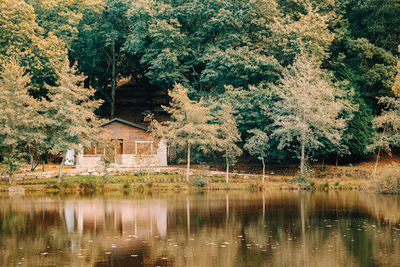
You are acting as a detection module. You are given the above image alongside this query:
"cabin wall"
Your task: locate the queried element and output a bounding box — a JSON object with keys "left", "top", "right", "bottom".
{"left": 103, "top": 121, "right": 158, "bottom": 154}
{"left": 77, "top": 121, "right": 167, "bottom": 169}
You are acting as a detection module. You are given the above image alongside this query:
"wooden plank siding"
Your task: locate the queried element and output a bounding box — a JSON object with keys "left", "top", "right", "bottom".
{"left": 78, "top": 119, "right": 168, "bottom": 168}
{"left": 102, "top": 121, "right": 159, "bottom": 155}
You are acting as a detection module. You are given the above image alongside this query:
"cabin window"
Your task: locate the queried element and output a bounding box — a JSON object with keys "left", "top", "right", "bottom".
{"left": 135, "top": 141, "right": 153, "bottom": 156}
{"left": 84, "top": 146, "right": 97, "bottom": 155}
{"left": 112, "top": 139, "right": 123, "bottom": 155}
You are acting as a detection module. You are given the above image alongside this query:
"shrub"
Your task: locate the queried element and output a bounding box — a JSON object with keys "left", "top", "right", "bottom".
{"left": 123, "top": 180, "right": 131, "bottom": 191}
{"left": 320, "top": 181, "right": 329, "bottom": 189}
{"left": 368, "top": 165, "right": 400, "bottom": 194}
{"left": 45, "top": 182, "right": 60, "bottom": 190}
{"left": 61, "top": 181, "right": 75, "bottom": 190}
{"left": 136, "top": 184, "right": 144, "bottom": 192}
{"left": 79, "top": 180, "right": 96, "bottom": 193}
{"left": 194, "top": 177, "right": 208, "bottom": 187}
{"left": 145, "top": 181, "right": 153, "bottom": 189}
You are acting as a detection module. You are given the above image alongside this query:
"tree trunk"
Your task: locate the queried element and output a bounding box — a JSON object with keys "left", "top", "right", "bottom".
{"left": 30, "top": 154, "right": 33, "bottom": 171}
{"left": 58, "top": 153, "right": 66, "bottom": 183}
{"left": 111, "top": 40, "right": 116, "bottom": 119}
{"left": 300, "top": 109, "right": 306, "bottom": 178}
{"left": 8, "top": 174, "right": 13, "bottom": 185}
{"left": 261, "top": 158, "right": 265, "bottom": 183}
{"left": 300, "top": 138, "right": 305, "bottom": 178}
{"left": 226, "top": 153, "right": 229, "bottom": 184}
{"left": 336, "top": 153, "right": 339, "bottom": 167}
{"left": 186, "top": 144, "right": 191, "bottom": 182}
{"left": 373, "top": 146, "right": 382, "bottom": 179}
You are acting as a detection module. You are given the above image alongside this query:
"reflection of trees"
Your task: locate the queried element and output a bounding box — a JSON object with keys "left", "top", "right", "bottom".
{"left": 0, "top": 192, "right": 399, "bottom": 266}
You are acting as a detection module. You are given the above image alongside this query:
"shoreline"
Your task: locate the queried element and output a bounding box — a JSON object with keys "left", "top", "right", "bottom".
{"left": 0, "top": 170, "right": 368, "bottom": 194}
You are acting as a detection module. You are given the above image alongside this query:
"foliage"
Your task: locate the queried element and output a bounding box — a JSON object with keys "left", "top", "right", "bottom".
{"left": 213, "top": 103, "right": 242, "bottom": 183}
{"left": 369, "top": 96, "right": 400, "bottom": 153}
{"left": 368, "top": 164, "right": 400, "bottom": 194}
{"left": 368, "top": 96, "right": 400, "bottom": 176}
{"left": 244, "top": 129, "right": 270, "bottom": 182}
{"left": 342, "top": 96, "right": 375, "bottom": 159}
{"left": 124, "top": 0, "right": 283, "bottom": 93}
{"left": 194, "top": 177, "right": 208, "bottom": 187}
{"left": 79, "top": 179, "right": 97, "bottom": 193}
{"left": 344, "top": 0, "right": 400, "bottom": 55}
{"left": 269, "top": 53, "right": 348, "bottom": 176}
{"left": 0, "top": 59, "right": 46, "bottom": 183}
{"left": 0, "top": 0, "right": 66, "bottom": 94}
{"left": 158, "top": 84, "right": 219, "bottom": 181}
{"left": 244, "top": 129, "right": 270, "bottom": 162}
{"left": 2, "top": 0, "right": 400, "bottom": 168}
{"left": 44, "top": 59, "right": 107, "bottom": 177}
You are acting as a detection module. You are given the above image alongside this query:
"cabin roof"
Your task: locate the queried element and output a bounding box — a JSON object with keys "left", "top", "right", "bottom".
{"left": 100, "top": 118, "right": 150, "bottom": 131}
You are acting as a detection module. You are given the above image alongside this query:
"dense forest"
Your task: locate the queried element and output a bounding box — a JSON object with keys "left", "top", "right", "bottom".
{"left": 1, "top": 0, "right": 400, "bottom": 177}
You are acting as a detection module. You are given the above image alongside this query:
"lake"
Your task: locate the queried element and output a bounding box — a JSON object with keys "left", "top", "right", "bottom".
{"left": 0, "top": 191, "right": 399, "bottom": 266}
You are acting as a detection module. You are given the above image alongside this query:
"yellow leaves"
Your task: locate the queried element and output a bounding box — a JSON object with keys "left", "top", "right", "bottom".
{"left": 392, "top": 60, "right": 400, "bottom": 96}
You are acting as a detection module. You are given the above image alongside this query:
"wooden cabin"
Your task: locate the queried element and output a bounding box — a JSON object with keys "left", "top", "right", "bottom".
{"left": 75, "top": 118, "right": 167, "bottom": 168}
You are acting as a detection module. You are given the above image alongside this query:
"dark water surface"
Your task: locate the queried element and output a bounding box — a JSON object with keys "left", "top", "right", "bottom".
{"left": 0, "top": 191, "right": 399, "bottom": 267}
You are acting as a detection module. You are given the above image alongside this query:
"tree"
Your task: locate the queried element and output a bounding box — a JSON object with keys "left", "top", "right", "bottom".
{"left": 344, "top": 0, "right": 400, "bottom": 55}
{"left": 369, "top": 96, "right": 400, "bottom": 178}
{"left": 214, "top": 104, "right": 242, "bottom": 183}
{"left": 341, "top": 95, "right": 375, "bottom": 161}
{"left": 0, "top": 59, "right": 45, "bottom": 184}
{"left": 44, "top": 59, "right": 106, "bottom": 180}
{"left": 158, "top": 84, "right": 218, "bottom": 182}
{"left": 0, "top": 0, "right": 66, "bottom": 94}
{"left": 244, "top": 129, "right": 270, "bottom": 183}
{"left": 393, "top": 45, "right": 400, "bottom": 96}
{"left": 124, "top": 0, "right": 282, "bottom": 94}
{"left": 269, "top": 53, "right": 347, "bottom": 177}
{"left": 270, "top": 2, "right": 336, "bottom": 64}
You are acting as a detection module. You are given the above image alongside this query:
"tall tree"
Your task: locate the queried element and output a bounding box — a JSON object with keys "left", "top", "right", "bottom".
{"left": 244, "top": 129, "right": 270, "bottom": 183}
{"left": 158, "top": 84, "right": 218, "bottom": 182}
{"left": 124, "top": 0, "right": 282, "bottom": 94}
{"left": 214, "top": 104, "right": 242, "bottom": 183}
{"left": 0, "top": 59, "right": 45, "bottom": 184}
{"left": 44, "top": 59, "right": 106, "bottom": 180}
{"left": 269, "top": 53, "right": 348, "bottom": 177}
{"left": 0, "top": 0, "right": 66, "bottom": 94}
{"left": 369, "top": 96, "right": 400, "bottom": 178}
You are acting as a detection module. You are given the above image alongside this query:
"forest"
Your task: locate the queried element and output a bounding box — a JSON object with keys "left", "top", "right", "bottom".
{"left": 1, "top": 0, "right": 400, "bottom": 181}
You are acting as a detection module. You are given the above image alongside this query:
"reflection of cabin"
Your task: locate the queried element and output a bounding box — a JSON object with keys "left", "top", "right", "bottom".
{"left": 76, "top": 118, "right": 167, "bottom": 168}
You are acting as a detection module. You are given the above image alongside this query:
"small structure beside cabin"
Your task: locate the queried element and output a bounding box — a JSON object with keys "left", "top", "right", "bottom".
{"left": 76, "top": 118, "right": 167, "bottom": 168}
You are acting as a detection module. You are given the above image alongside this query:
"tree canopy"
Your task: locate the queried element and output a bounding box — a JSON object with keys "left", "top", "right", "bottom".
{"left": 2, "top": 0, "right": 400, "bottom": 170}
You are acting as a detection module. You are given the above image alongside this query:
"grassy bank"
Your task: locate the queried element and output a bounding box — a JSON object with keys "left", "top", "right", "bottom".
{"left": 0, "top": 169, "right": 370, "bottom": 193}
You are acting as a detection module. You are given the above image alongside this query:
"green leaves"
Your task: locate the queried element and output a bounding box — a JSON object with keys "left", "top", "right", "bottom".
{"left": 124, "top": 0, "right": 282, "bottom": 93}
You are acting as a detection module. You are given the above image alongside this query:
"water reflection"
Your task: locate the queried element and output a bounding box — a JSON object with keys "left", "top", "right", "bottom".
{"left": 0, "top": 192, "right": 399, "bottom": 266}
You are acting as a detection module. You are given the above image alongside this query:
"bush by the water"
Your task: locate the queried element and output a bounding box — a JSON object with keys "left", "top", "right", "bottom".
{"left": 369, "top": 164, "right": 400, "bottom": 194}
{"left": 79, "top": 180, "right": 97, "bottom": 193}
{"left": 194, "top": 177, "right": 208, "bottom": 187}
